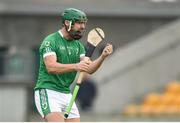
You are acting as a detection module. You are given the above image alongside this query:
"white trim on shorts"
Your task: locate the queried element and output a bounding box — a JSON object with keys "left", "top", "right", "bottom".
{"left": 34, "top": 89, "right": 80, "bottom": 119}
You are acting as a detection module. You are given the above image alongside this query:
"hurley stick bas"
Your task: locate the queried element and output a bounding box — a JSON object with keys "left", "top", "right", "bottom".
{"left": 64, "top": 27, "right": 105, "bottom": 118}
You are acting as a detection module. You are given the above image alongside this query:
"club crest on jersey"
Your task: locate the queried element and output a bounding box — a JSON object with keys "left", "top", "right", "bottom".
{"left": 45, "top": 41, "right": 50, "bottom": 47}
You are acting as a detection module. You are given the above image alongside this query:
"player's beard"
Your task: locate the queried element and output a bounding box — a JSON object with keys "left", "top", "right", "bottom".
{"left": 65, "top": 25, "right": 84, "bottom": 40}
{"left": 69, "top": 30, "right": 84, "bottom": 40}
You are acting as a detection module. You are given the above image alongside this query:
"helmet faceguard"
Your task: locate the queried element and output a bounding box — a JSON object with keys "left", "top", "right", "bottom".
{"left": 61, "top": 8, "right": 88, "bottom": 40}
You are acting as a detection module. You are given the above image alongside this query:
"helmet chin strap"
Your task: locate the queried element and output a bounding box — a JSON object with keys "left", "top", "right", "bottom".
{"left": 67, "top": 21, "right": 72, "bottom": 32}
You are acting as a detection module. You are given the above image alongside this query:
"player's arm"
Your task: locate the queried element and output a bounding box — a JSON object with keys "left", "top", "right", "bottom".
{"left": 87, "top": 43, "right": 113, "bottom": 74}
{"left": 44, "top": 54, "right": 90, "bottom": 74}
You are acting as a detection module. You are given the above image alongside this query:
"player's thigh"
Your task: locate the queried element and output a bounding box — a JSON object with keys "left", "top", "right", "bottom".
{"left": 65, "top": 117, "right": 80, "bottom": 122}
{"left": 45, "top": 112, "right": 64, "bottom": 122}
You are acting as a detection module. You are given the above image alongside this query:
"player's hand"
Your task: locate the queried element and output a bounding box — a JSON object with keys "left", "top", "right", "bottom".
{"left": 75, "top": 59, "right": 92, "bottom": 72}
{"left": 102, "top": 43, "right": 113, "bottom": 58}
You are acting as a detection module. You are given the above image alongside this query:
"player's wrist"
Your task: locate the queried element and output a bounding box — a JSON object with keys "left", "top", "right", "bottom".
{"left": 101, "top": 54, "right": 107, "bottom": 59}
{"left": 74, "top": 64, "right": 78, "bottom": 71}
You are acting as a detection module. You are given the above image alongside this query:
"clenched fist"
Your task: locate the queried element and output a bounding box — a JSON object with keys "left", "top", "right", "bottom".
{"left": 75, "top": 57, "right": 92, "bottom": 72}
{"left": 102, "top": 43, "right": 113, "bottom": 58}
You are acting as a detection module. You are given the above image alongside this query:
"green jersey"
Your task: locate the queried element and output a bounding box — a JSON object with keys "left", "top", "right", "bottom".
{"left": 34, "top": 31, "right": 85, "bottom": 93}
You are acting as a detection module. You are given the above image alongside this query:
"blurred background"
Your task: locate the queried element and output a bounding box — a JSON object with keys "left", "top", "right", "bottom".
{"left": 0, "top": 0, "right": 180, "bottom": 121}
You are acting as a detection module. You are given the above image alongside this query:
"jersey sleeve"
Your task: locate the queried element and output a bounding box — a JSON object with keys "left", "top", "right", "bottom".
{"left": 40, "top": 38, "right": 56, "bottom": 58}
{"left": 79, "top": 42, "right": 86, "bottom": 58}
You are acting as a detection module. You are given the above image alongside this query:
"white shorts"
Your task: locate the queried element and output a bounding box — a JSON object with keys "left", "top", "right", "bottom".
{"left": 34, "top": 89, "right": 80, "bottom": 119}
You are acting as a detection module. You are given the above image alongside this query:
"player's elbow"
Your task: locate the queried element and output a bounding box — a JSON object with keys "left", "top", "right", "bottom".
{"left": 46, "top": 64, "right": 57, "bottom": 74}
{"left": 47, "top": 69, "right": 56, "bottom": 74}
{"left": 47, "top": 68, "right": 56, "bottom": 74}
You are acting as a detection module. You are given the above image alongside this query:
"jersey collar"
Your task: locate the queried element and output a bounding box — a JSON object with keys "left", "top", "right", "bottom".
{"left": 58, "top": 30, "right": 64, "bottom": 38}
